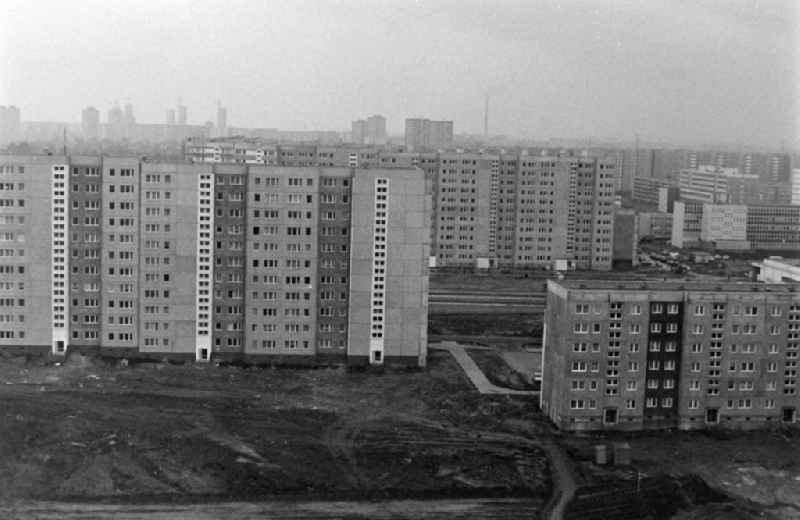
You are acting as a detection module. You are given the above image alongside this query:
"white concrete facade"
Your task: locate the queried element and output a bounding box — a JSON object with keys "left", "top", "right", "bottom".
{"left": 195, "top": 172, "right": 214, "bottom": 361}
{"left": 755, "top": 258, "right": 800, "bottom": 283}
{"left": 51, "top": 165, "right": 69, "bottom": 355}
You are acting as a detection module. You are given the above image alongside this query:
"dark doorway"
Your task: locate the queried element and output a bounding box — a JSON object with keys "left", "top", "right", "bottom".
{"left": 603, "top": 408, "right": 618, "bottom": 425}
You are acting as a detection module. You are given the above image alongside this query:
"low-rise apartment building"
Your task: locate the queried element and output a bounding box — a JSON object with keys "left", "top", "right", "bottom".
{"left": 542, "top": 279, "right": 800, "bottom": 431}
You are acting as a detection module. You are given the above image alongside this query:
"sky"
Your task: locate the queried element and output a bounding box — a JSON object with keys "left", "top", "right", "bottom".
{"left": 1, "top": 0, "right": 798, "bottom": 149}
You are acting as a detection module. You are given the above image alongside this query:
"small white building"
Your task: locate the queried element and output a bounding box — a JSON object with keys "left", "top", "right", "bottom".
{"left": 753, "top": 257, "right": 800, "bottom": 283}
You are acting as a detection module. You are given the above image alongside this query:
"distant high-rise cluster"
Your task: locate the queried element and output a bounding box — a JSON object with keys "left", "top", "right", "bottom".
{"left": 351, "top": 115, "right": 387, "bottom": 145}
{"left": 184, "top": 140, "right": 618, "bottom": 270}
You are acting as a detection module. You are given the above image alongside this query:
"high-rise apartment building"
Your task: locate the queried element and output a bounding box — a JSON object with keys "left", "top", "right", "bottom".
{"left": 216, "top": 106, "right": 228, "bottom": 138}
{"left": 0, "top": 155, "right": 429, "bottom": 366}
{"left": 404, "top": 118, "right": 454, "bottom": 151}
{"left": 542, "top": 279, "right": 800, "bottom": 431}
{"left": 81, "top": 107, "right": 100, "bottom": 140}
{"left": 185, "top": 140, "right": 619, "bottom": 270}
{"left": 0, "top": 106, "right": 22, "bottom": 145}
{"left": 351, "top": 115, "right": 387, "bottom": 146}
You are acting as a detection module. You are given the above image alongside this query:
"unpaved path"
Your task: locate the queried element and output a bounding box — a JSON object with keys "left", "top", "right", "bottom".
{"left": 430, "top": 342, "right": 538, "bottom": 396}
{"left": 541, "top": 441, "right": 576, "bottom": 520}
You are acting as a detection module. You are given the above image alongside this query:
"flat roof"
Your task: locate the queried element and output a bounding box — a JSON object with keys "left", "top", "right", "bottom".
{"left": 550, "top": 279, "right": 800, "bottom": 294}
{"left": 762, "top": 258, "right": 800, "bottom": 267}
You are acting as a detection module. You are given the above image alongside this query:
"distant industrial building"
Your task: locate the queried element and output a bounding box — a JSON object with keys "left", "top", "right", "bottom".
{"left": 792, "top": 169, "right": 800, "bottom": 206}
{"left": 542, "top": 279, "right": 800, "bottom": 431}
{"left": 672, "top": 202, "right": 800, "bottom": 251}
{"left": 0, "top": 155, "right": 430, "bottom": 366}
{"left": 699, "top": 204, "right": 748, "bottom": 250}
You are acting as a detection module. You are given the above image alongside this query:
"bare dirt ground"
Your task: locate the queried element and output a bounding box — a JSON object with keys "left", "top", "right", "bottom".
{"left": 0, "top": 351, "right": 550, "bottom": 518}
{"left": 563, "top": 429, "right": 800, "bottom": 519}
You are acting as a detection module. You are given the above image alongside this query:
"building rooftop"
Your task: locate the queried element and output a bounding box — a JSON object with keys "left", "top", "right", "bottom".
{"left": 761, "top": 257, "right": 800, "bottom": 267}
{"left": 550, "top": 279, "right": 800, "bottom": 294}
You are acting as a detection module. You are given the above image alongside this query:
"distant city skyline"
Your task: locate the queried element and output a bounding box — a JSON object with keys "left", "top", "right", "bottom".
{"left": 1, "top": 0, "right": 798, "bottom": 149}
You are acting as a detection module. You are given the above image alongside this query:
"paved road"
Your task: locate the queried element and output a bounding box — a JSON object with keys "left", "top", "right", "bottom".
{"left": 430, "top": 342, "right": 538, "bottom": 396}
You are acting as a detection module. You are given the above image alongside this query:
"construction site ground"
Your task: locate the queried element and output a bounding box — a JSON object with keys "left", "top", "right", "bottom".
{"left": 0, "top": 350, "right": 551, "bottom": 518}
{"left": 562, "top": 428, "right": 800, "bottom": 519}
{"left": 1, "top": 340, "right": 799, "bottom": 518}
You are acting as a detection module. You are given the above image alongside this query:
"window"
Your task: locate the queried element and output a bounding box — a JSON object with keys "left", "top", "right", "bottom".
{"left": 575, "top": 303, "right": 589, "bottom": 314}
{"left": 666, "top": 323, "right": 678, "bottom": 334}
{"left": 571, "top": 361, "right": 587, "bottom": 372}
{"left": 572, "top": 342, "right": 588, "bottom": 352}
{"left": 694, "top": 305, "right": 705, "bottom": 316}
{"left": 573, "top": 323, "right": 589, "bottom": 334}
{"left": 651, "top": 304, "right": 663, "bottom": 314}
{"left": 667, "top": 304, "right": 679, "bottom": 314}
{"left": 631, "top": 304, "right": 641, "bottom": 315}
{"left": 650, "top": 323, "right": 662, "bottom": 333}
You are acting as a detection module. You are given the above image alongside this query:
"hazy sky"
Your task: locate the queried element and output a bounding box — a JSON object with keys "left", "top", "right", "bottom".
{"left": 2, "top": 0, "right": 798, "bottom": 148}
